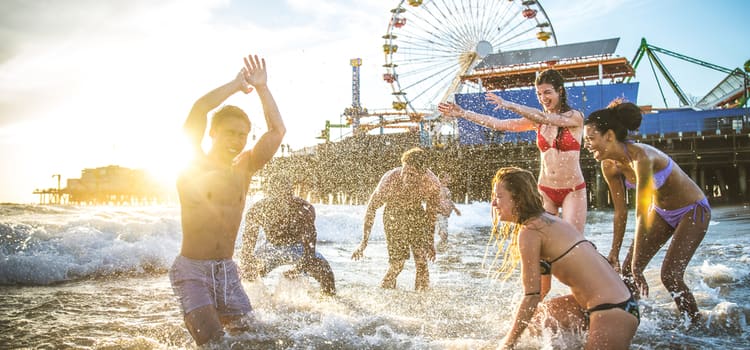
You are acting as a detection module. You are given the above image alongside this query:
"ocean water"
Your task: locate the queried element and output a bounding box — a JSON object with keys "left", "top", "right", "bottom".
{"left": 0, "top": 201, "right": 748, "bottom": 349}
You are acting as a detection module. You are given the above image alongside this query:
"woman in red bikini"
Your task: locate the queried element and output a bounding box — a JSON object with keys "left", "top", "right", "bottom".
{"left": 438, "top": 69, "right": 587, "bottom": 234}
{"left": 583, "top": 99, "right": 710, "bottom": 324}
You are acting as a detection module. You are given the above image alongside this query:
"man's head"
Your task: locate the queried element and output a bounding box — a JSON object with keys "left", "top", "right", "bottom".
{"left": 209, "top": 105, "right": 251, "bottom": 157}
{"left": 400, "top": 147, "right": 428, "bottom": 186}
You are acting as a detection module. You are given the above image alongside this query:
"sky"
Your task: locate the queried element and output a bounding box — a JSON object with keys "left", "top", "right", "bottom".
{"left": 1, "top": 0, "right": 748, "bottom": 203}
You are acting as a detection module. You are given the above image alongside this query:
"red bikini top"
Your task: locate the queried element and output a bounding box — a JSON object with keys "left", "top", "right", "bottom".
{"left": 536, "top": 124, "right": 581, "bottom": 152}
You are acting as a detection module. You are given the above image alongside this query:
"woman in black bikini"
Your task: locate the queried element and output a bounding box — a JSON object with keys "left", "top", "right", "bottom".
{"left": 489, "top": 167, "right": 638, "bottom": 350}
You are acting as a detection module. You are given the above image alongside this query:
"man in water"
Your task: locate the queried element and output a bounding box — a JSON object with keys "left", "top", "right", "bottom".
{"left": 169, "top": 53, "right": 285, "bottom": 346}
{"left": 241, "top": 172, "right": 336, "bottom": 295}
{"left": 351, "top": 147, "right": 441, "bottom": 291}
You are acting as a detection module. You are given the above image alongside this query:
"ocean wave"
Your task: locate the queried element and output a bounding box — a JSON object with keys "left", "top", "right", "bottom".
{"left": 0, "top": 206, "right": 182, "bottom": 285}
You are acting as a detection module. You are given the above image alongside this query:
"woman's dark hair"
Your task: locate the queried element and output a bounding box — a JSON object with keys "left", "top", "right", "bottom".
{"left": 535, "top": 69, "right": 571, "bottom": 113}
{"left": 536, "top": 69, "right": 574, "bottom": 147}
{"left": 584, "top": 98, "right": 642, "bottom": 142}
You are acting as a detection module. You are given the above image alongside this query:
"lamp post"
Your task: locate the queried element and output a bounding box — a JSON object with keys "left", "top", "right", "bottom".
{"left": 744, "top": 59, "right": 749, "bottom": 108}
{"left": 52, "top": 174, "right": 61, "bottom": 204}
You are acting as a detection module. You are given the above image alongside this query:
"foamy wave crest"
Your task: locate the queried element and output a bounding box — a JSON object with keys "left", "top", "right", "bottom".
{"left": 699, "top": 260, "right": 743, "bottom": 288}
{"left": 0, "top": 206, "right": 182, "bottom": 285}
{"left": 294, "top": 202, "right": 491, "bottom": 245}
{"left": 705, "top": 302, "right": 748, "bottom": 335}
{"left": 312, "top": 204, "right": 372, "bottom": 243}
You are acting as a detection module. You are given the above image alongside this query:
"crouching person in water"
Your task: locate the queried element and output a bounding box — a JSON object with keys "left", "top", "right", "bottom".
{"left": 489, "top": 167, "right": 638, "bottom": 349}
{"left": 241, "top": 173, "right": 336, "bottom": 296}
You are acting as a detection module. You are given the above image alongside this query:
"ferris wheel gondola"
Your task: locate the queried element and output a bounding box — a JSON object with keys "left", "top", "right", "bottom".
{"left": 383, "top": 0, "right": 558, "bottom": 119}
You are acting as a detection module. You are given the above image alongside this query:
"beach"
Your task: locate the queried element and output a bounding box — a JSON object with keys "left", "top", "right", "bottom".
{"left": 1, "top": 202, "right": 748, "bottom": 349}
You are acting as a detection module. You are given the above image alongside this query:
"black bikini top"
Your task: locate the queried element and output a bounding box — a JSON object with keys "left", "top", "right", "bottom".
{"left": 540, "top": 240, "right": 594, "bottom": 275}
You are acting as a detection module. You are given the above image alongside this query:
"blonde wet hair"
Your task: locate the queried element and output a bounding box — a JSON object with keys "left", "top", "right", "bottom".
{"left": 485, "top": 167, "right": 545, "bottom": 280}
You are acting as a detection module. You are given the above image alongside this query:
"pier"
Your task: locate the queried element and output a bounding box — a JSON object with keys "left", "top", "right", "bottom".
{"left": 262, "top": 126, "right": 749, "bottom": 208}
{"left": 33, "top": 165, "right": 174, "bottom": 205}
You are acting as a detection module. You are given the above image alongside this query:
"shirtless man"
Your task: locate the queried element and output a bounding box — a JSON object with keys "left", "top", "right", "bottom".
{"left": 242, "top": 172, "right": 336, "bottom": 295}
{"left": 351, "top": 147, "right": 441, "bottom": 291}
{"left": 168, "top": 54, "right": 285, "bottom": 345}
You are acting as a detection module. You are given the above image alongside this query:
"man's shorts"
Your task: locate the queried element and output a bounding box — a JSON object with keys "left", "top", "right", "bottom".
{"left": 254, "top": 243, "right": 328, "bottom": 276}
{"left": 169, "top": 255, "right": 253, "bottom": 317}
{"left": 383, "top": 206, "right": 430, "bottom": 262}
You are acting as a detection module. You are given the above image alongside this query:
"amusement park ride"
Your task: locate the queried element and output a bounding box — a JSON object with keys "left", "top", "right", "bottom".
{"left": 316, "top": 0, "right": 749, "bottom": 144}
{"left": 629, "top": 38, "right": 749, "bottom": 109}
{"left": 317, "top": 0, "right": 557, "bottom": 143}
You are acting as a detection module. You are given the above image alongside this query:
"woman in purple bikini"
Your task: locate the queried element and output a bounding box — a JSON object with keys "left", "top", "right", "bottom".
{"left": 583, "top": 99, "right": 710, "bottom": 324}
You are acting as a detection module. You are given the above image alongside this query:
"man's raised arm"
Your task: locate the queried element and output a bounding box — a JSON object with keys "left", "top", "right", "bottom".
{"left": 237, "top": 54, "right": 286, "bottom": 173}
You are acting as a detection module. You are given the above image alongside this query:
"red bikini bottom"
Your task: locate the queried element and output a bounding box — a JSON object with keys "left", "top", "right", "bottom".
{"left": 537, "top": 182, "right": 586, "bottom": 207}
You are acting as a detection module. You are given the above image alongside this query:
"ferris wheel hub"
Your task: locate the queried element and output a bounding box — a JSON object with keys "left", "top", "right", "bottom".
{"left": 476, "top": 40, "right": 493, "bottom": 58}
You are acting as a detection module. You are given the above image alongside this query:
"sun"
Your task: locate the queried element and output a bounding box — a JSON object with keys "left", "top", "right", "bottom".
{"left": 142, "top": 135, "right": 193, "bottom": 190}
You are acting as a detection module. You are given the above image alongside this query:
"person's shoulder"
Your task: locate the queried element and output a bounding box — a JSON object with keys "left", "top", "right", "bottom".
{"left": 424, "top": 171, "right": 441, "bottom": 190}
{"left": 631, "top": 143, "right": 661, "bottom": 164}
{"left": 378, "top": 168, "right": 400, "bottom": 185}
{"left": 601, "top": 159, "right": 620, "bottom": 174}
{"left": 180, "top": 153, "right": 209, "bottom": 172}
{"left": 292, "top": 196, "right": 312, "bottom": 207}
{"left": 384, "top": 167, "right": 400, "bottom": 177}
{"left": 176, "top": 154, "right": 212, "bottom": 189}
{"left": 232, "top": 149, "right": 255, "bottom": 173}
{"left": 566, "top": 109, "right": 583, "bottom": 117}
{"left": 517, "top": 223, "right": 545, "bottom": 248}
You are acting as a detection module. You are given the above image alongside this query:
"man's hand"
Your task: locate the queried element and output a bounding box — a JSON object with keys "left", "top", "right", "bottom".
{"left": 420, "top": 244, "right": 436, "bottom": 262}
{"left": 236, "top": 68, "right": 254, "bottom": 94}
{"left": 351, "top": 242, "right": 367, "bottom": 260}
{"left": 242, "top": 54, "right": 267, "bottom": 88}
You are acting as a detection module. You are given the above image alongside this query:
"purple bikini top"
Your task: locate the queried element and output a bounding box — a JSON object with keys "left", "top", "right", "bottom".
{"left": 622, "top": 142, "right": 673, "bottom": 190}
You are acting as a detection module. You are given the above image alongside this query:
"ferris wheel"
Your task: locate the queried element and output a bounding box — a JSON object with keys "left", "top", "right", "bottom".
{"left": 383, "top": 0, "right": 558, "bottom": 117}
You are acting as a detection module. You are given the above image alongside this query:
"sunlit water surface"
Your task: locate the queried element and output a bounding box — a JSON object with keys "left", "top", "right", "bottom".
{"left": 1, "top": 202, "right": 748, "bottom": 349}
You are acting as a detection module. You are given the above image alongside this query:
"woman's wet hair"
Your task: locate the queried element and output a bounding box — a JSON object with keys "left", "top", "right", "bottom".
{"left": 486, "top": 167, "right": 545, "bottom": 280}
{"left": 584, "top": 98, "right": 642, "bottom": 142}
{"left": 535, "top": 69, "right": 571, "bottom": 113}
{"left": 492, "top": 167, "right": 545, "bottom": 224}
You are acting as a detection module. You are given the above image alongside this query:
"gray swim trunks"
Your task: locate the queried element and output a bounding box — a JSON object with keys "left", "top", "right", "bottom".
{"left": 169, "top": 255, "right": 253, "bottom": 317}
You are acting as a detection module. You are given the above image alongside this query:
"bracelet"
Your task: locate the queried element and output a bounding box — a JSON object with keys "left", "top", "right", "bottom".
{"left": 524, "top": 291, "right": 540, "bottom": 296}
